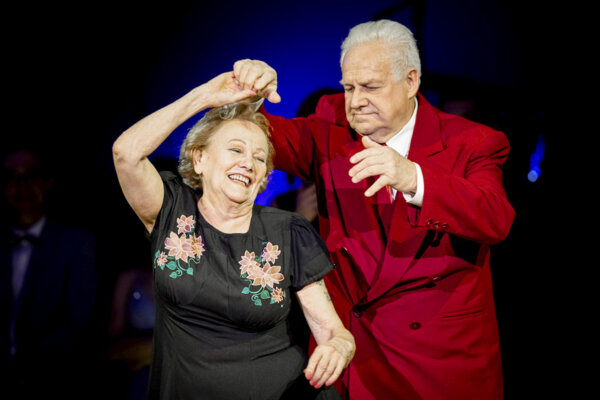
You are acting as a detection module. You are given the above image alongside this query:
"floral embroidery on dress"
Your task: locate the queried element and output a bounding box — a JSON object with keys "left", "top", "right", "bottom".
{"left": 154, "top": 215, "right": 205, "bottom": 279}
{"left": 239, "top": 242, "right": 285, "bottom": 307}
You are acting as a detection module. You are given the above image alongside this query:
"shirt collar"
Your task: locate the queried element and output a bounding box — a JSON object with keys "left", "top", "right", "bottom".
{"left": 385, "top": 97, "right": 419, "bottom": 156}
{"left": 11, "top": 216, "right": 47, "bottom": 238}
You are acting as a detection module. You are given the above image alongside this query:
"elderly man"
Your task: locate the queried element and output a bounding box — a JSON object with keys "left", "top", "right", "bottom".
{"left": 233, "top": 19, "right": 514, "bottom": 399}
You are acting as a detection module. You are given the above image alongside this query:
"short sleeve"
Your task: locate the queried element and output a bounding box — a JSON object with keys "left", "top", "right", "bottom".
{"left": 289, "top": 216, "right": 334, "bottom": 289}
{"left": 148, "top": 171, "right": 182, "bottom": 243}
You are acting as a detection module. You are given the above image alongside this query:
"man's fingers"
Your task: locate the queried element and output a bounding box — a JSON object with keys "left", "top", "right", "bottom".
{"left": 265, "top": 90, "right": 281, "bottom": 104}
{"left": 349, "top": 147, "right": 382, "bottom": 165}
{"left": 364, "top": 176, "right": 388, "bottom": 197}
{"left": 351, "top": 164, "right": 386, "bottom": 184}
{"left": 253, "top": 71, "right": 275, "bottom": 91}
{"left": 362, "top": 135, "right": 382, "bottom": 148}
{"left": 232, "top": 59, "right": 279, "bottom": 102}
{"left": 349, "top": 153, "right": 384, "bottom": 179}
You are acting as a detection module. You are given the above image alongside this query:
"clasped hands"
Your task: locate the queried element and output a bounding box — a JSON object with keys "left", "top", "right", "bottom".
{"left": 208, "top": 59, "right": 416, "bottom": 197}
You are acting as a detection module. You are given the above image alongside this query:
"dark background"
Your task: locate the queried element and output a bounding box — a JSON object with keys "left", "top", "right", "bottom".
{"left": 4, "top": 1, "right": 565, "bottom": 398}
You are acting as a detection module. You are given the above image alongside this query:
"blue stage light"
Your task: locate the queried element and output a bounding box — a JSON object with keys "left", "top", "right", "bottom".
{"left": 527, "top": 134, "right": 545, "bottom": 183}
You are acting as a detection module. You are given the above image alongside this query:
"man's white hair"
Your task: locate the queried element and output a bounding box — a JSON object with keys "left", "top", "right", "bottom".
{"left": 340, "top": 19, "right": 421, "bottom": 83}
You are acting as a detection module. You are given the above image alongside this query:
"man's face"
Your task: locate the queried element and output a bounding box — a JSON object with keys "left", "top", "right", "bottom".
{"left": 3, "top": 149, "right": 50, "bottom": 216}
{"left": 341, "top": 41, "right": 418, "bottom": 143}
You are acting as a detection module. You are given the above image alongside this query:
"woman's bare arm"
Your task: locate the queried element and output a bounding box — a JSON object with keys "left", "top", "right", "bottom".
{"left": 296, "top": 279, "right": 355, "bottom": 388}
{"left": 112, "top": 72, "right": 256, "bottom": 232}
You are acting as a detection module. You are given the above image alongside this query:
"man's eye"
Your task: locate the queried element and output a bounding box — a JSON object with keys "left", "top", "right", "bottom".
{"left": 344, "top": 87, "right": 354, "bottom": 92}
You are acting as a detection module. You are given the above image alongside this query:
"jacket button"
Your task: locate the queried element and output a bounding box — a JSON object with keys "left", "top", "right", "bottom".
{"left": 353, "top": 311, "right": 361, "bottom": 318}
{"left": 409, "top": 322, "right": 421, "bottom": 330}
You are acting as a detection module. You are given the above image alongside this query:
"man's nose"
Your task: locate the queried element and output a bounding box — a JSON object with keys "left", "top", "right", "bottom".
{"left": 349, "top": 90, "right": 367, "bottom": 109}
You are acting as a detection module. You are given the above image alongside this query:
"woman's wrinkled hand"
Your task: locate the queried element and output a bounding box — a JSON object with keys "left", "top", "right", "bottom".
{"left": 200, "top": 71, "right": 258, "bottom": 109}
{"left": 304, "top": 336, "right": 354, "bottom": 389}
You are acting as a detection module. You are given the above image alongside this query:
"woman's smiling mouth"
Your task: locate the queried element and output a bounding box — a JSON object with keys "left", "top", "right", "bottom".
{"left": 228, "top": 174, "right": 250, "bottom": 187}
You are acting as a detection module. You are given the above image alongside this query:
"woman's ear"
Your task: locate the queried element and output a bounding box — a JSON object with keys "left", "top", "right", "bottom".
{"left": 192, "top": 148, "right": 204, "bottom": 176}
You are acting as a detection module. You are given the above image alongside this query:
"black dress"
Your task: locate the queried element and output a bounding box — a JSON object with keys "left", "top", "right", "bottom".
{"left": 147, "top": 172, "right": 340, "bottom": 400}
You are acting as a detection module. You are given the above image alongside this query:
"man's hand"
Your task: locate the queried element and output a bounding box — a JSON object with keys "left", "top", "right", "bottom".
{"left": 233, "top": 59, "right": 281, "bottom": 103}
{"left": 349, "top": 136, "right": 417, "bottom": 197}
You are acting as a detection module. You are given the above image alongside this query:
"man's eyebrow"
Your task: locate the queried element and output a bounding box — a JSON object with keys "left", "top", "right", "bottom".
{"left": 339, "top": 79, "right": 383, "bottom": 86}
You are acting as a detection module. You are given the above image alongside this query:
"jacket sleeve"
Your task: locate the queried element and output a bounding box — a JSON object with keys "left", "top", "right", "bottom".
{"left": 417, "top": 126, "right": 515, "bottom": 245}
{"left": 261, "top": 106, "right": 316, "bottom": 181}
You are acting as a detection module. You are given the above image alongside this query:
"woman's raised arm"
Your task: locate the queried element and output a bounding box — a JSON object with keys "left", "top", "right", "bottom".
{"left": 112, "top": 72, "right": 257, "bottom": 232}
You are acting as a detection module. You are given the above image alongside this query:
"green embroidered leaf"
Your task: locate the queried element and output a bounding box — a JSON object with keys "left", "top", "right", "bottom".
{"left": 169, "top": 271, "right": 178, "bottom": 279}
{"left": 154, "top": 250, "right": 161, "bottom": 258}
{"left": 242, "top": 287, "right": 250, "bottom": 294}
{"left": 166, "top": 261, "right": 177, "bottom": 270}
{"left": 254, "top": 299, "right": 262, "bottom": 306}
{"left": 260, "top": 290, "right": 270, "bottom": 300}
{"left": 186, "top": 267, "right": 193, "bottom": 276}
{"left": 160, "top": 264, "right": 165, "bottom": 270}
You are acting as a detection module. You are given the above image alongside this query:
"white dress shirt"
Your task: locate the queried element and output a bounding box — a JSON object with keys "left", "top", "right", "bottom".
{"left": 385, "top": 98, "right": 424, "bottom": 206}
{"left": 11, "top": 216, "right": 46, "bottom": 298}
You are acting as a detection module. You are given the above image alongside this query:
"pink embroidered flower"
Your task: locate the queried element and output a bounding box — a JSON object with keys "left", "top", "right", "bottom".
{"left": 239, "top": 251, "right": 260, "bottom": 275}
{"left": 156, "top": 251, "right": 168, "bottom": 266}
{"left": 246, "top": 265, "right": 262, "bottom": 280}
{"left": 251, "top": 263, "right": 284, "bottom": 288}
{"left": 261, "top": 242, "right": 281, "bottom": 264}
{"left": 190, "top": 233, "right": 205, "bottom": 259}
{"left": 164, "top": 232, "right": 194, "bottom": 263}
{"left": 271, "top": 287, "right": 284, "bottom": 303}
{"left": 177, "top": 215, "right": 195, "bottom": 234}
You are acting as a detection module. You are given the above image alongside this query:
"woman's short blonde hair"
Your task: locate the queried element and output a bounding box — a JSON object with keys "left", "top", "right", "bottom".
{"left": 178, "top": 102, "right": 274, "bottom": 191}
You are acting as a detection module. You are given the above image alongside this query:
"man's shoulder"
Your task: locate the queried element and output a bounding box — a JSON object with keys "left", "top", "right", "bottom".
{"left": 418, "top": 95, "right": 506, "bottom": 145}
{"left": 314, "top": 93, "right": 347, "bottom": 126}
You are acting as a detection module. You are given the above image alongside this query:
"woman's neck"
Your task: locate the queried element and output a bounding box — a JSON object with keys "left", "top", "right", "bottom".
{"left": 197, "top": 195, "right": 254, "bottom": 234}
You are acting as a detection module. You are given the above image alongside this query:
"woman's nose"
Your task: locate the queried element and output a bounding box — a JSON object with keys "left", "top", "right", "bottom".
{"left": 239, "top": 154, "right": 254, "bottom": 171}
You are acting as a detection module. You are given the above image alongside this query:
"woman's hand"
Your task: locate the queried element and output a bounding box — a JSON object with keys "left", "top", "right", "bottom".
{"left": 296, "top": 279, "right": 355, "bottom": 389}
{"left": 304, "top": 334, "right": 354, "bottom": 389}
{"left": 201, "top": 71, "right": 259, "bottom": 108}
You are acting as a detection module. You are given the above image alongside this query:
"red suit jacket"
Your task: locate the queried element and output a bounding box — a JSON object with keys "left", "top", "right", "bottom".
{"left": 263, "top": 93, "right": 515, "bottom": 399}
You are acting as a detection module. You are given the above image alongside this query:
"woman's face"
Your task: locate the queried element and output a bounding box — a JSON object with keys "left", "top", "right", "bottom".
{"left": 193, "top": 119, "right": 269, "bottom": 206}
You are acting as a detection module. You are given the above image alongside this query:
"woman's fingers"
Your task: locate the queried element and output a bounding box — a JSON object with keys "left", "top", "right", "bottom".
{"left": 305, "top": 345, "right": 347, "bottom": 388}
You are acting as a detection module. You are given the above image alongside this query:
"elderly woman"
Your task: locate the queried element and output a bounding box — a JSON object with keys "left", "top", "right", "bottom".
{"left": 112, "top": 71, "right": 354, "bottom": 400}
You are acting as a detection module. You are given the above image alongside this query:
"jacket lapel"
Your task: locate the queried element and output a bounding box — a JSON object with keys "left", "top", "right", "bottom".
{"left": 359, "top": 94, "right": 445, "bottom": 304}
{"left": 328, "top": 130, "right": 389, "bottom": 288}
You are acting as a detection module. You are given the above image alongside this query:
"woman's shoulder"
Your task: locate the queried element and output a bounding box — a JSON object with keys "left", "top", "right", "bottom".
{"left": 253, "top": 205, "right": 317, "bottom": 235}
{"left": 159, "top": 170, "right": 200, "bottom": 197}
{"left": 254, "top": 204, "right": 305, "bottom": 223}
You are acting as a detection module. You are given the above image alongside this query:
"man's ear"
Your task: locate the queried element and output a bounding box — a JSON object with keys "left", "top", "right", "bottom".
{"left": 406, "top": 68, "right": 420, "bottom": 98}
